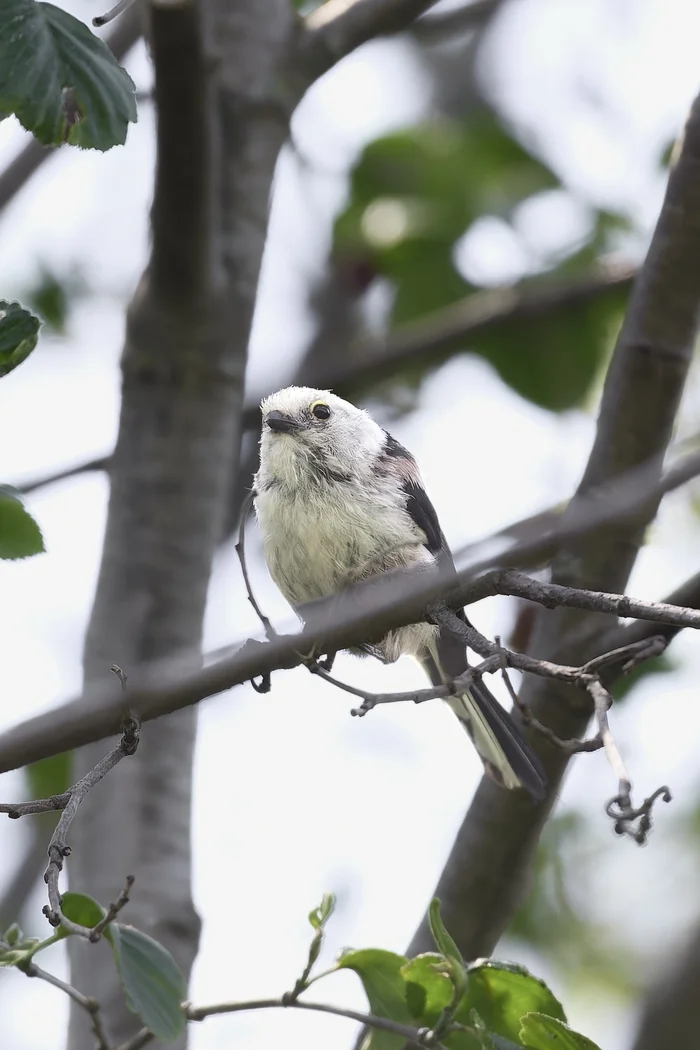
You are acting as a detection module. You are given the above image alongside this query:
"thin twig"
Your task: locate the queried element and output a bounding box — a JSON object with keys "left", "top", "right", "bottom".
{"left": 29, "top": 668, "right": 140, "bottom": 934}
{"left": 2, "top": 566, "right": 700, "bottom": 774}
{"left": 89, "top": 874, "right": 135, "bottom": 943}
{"left": 184, "top": 995, "right": 447, "bottom": 1048}
{"left": 24, "top": 962, "right": 112, "bottom": 1049}
{"left": 115, "top": 1029, "right": 153, "bottom": 1050}
{"left": 93, "top": 0, "right": 136, "bottom": 27}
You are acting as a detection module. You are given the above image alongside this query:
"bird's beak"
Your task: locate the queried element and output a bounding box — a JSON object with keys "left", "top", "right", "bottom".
{"left": 265, "top": 410, "right": 304, "bottom": 434}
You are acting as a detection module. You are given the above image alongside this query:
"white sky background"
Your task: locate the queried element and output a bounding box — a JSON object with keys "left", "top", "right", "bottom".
{"left": 2, "top": 0, "right": 700, "bottom": 1048}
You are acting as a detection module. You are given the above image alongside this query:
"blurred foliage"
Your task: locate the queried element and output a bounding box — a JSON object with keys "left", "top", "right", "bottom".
{"left": 0, "top": 300, "right": 40, "bottom": 377}
{"left": 26, "top": 751, "right": 72, "bottom": 800}
{"left": 23, "top": 267, "right": 87, "bottom": 335}
{"left": 334, "top": 110, "right": 632, "bottom": 411}
{"left": 0, "top": 0, "right": 136, "bottom": 150}
{"left": 510, "top": 811, "right": 640, "bottom": 998}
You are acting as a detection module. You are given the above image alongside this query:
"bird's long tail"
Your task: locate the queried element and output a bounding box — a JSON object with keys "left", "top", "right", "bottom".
{"left": 446, "top": 680, "right": 547, "bottom": 801}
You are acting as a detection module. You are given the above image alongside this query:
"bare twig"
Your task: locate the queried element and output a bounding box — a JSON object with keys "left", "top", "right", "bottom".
{"left": 0, "top": 668, "right": 140, "bottom": 935}
{"left": 235, "top": 491, "right": 277, "bottom": 641}
{"left": 89, "top": 875, "right": 135, "bottom": 943}
{"left": 93, "top": 0, "right": 136, "bottom": 27}
{"left": 24, "top": 962, "right": 112, "bottom": 1050}
{"left": 184, "top": 994, "right": 447, "bottom": 1049}
{"left": 115, "top": 1029, "right": 153, "bottom": 1050}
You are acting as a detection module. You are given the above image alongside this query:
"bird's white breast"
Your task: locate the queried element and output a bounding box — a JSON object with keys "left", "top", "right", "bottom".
{"left": 254, "top": 478, "right": 431, "bottom": 608}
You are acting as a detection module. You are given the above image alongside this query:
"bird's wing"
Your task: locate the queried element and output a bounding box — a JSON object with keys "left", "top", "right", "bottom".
{"left": 384, "top": 431, "right": 547, "bottom": 801}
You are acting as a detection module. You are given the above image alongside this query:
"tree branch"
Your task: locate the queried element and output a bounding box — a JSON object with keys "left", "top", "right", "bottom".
{"left": 14, "top": 269, "right": 633, "bottom": 498}
{"left": 24, "top": 962, "right": 112, "bottom": 1050}
{"left": 0, "top": 563, "right": 699, "bottom": 775}
{"left": 405, "top": 91, "right": 700, "bottom": 963}
{"left": 0, "top": 699, "right": 140, "bottom": 938}
{"left": 298, "top": 0, "right": 440, "bottom": 83}
{"left": 184, "top": 994, "right": 447, "bottom": 1048}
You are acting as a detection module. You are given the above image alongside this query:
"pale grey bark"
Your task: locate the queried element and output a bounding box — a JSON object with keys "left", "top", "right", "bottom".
{"left": 67, "top": 0, "right": 292, "bottom": 1045}
{"left": 407, "top": 93, "right": 700, "bottom": 962}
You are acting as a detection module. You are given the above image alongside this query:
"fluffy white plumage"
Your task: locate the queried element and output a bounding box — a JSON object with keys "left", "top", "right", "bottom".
{"left": 253, "top": 386, "right": 546, "bottom": 800}
{"left": 255, "top": 387, "right": 436, "bottom": 661}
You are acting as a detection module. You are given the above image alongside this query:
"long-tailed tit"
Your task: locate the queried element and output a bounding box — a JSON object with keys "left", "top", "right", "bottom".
{"left": 253, "top": 386, "right": 546, "bottom": 801}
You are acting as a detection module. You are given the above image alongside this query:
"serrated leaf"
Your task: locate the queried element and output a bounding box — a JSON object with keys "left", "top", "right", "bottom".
{"left": 401, "top": 953, "right": 453, "bottom": 1024}
{"left": 0, "top": 492, "right": 44, "bottom": 559}
{"left": 452, "top": 961, "right": 566, "bottom": 1048}
{"left": 338, "top": 948, "right": 412, "bottom": 1050}
{"left": 0, "top": 0, "right": 136, "bottom": 149}
{"left": 57, "top": 892, "right": 107, "bottom": 939}
{"left": 111, "top": 924, "right": 187, "bottom": 1041}
{"left": 0, "top": 300, "right": 40, "bottom": 377}
{"left": 520, "top": 1013, "right": 602, "bottom": 1050}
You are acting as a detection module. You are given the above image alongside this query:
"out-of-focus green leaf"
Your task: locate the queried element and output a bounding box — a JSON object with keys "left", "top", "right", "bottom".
{"left": 0, "top": 0, "right": 136, "bottom": 149}
{"left": 520, "top": 1013, "right": 602, "bottom": 1050}
{"left": 111, "top": 924, "right": 187, "bottom": 1041}
{"left": 334, "top": 109, "right": 632, "bottom": 411}
{"left": 338, "top": 948, "right": 413, "bottom": 1050}
{"left": 611, "top": 653, "right": 675, "bottom": 703}
{"left": 0, "top": 301, "right": 40, "bottom": 377}
{"left": 26, "top": 752, "right": 72, "bottom": 800}
{"left": 24, "top": 267, "right": 86, "bottom": 334}
{"left": 511, "top": 811, "right": 639, "bottom": 995}
{"left": 472, "top": 277, "right": 629, "bottom": 410}
{"left": 0, "top": 490, "right": 44, "bottom": 559}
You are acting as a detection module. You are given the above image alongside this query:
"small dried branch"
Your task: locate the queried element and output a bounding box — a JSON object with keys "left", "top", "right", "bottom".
{"left": 89, "top": 875, "right": 135, "bottom": 943}
{"left": 0, "top": 667, "right": 139, "bottom": 935}
{"left": 24, "top": 962, "right": 112, "bottom": 1049}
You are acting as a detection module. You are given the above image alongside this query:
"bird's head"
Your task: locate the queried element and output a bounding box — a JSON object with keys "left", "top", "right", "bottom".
{"left": 258, "top": 386, "right": 385, "bottom": 485}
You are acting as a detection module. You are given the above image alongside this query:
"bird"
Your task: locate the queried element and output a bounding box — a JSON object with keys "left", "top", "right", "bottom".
{"left": 253, "top": 385, "right": 546, "bottom": 801}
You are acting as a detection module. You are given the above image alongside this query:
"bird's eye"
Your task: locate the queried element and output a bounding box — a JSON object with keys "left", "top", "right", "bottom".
{"left": 310, "top": 401, "right": 331, "bottom": 420}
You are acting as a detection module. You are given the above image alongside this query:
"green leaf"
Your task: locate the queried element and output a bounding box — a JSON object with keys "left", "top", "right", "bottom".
{"left": 428, "top": 899, "right": 465, "bottom": 971}
{"left": 401, "top": 953, "right": 453, "bottom": 1024}
{"left": 338, "top": 948, "right": 413, "bottom": 1050}
{"left": 472, "top": 277, "right": 628, "bottom": 411}
{"left": 520, "top": 1013, "right": 602, "bottom": 1050}
{"left": 0, "top": 300, "right": 40, "bottom": 377}
{"left": 111, "top": 924, "right": 187, "bottom": 1041}
{"left": 26, "top": 752, "right": 72, "bottom": 801}
{"left": 3, "top": 923, "right": 22, "bottom": 947}
{"left": 0, "top": 0, "right": 137, "bottom": 149}
{"left": 309, "top": 892, "right": 335, "bottom": 931}
{"left": 0, "top": 491, "right": 44, "bottom": 559}
{"left": 58, "top": 892, "right": 106, "bottom": 938}
{"left": 453, "top": 962, "right": 566, "bottom": 1048}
